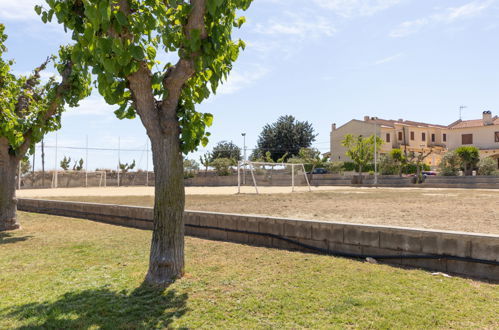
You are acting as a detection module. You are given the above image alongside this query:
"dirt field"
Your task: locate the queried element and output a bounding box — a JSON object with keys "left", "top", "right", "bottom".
{"left": 18, "top": 186, "right": 499, "bottom": 234}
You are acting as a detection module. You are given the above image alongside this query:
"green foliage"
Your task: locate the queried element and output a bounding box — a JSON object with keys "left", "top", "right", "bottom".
{"left": 323, "top": 161, "right": 344, "bottom": 174}
{"left": 199, "top": 152, "right": 210, "bottom": 175}
{"left": 455, "top": 146, "right": 480, "bottom": 175}
{"left": 73, "top": 158, "right": 84, "bottom": 171}
{"left": 39, "top": 0, "right": 253, "bottom": 153}
{"left": 341, "top": 134, "right": 383, "bottom": 174}
{"left": 255, "top": 115, "right": 317, "bottom": 162}
{"left": 183, "top": 158, "right": 199, "bottom": 178}
{"left": 477, "top": 157, "right": 499, "bottom": 176}
{"left": 119, "top": 160, "right": 136, "bottom": 173}
{"left": 378, "top": 154, "right": 398, "bottom": 175}
{"left": 0, "top": 23, "right": 91, "bottom": 157}
{"left": 438, "top": 151, "right": 461, "bottom": 176}
{"left": 210, "top": 141, "right": 241, "bottom": 161}
{"left": 296, "top": 148, "right": 326, "bottom": 172}
{"left": 20, "top": 156, "right": 31, "bottom": 175}
{"left": 210, "top": 157, "right": 234, "bottom": 176}
{"left": 60, "top": 156, "right": 71, "bottom": 171}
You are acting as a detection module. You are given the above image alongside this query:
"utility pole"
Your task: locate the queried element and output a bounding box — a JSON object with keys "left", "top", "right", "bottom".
{"left": 117, "top": 137, "right": 121, "bottom": 187}
{"left": 41, "top": 138, "right": 45, "bottom": 187}
{"left": 459, "top": 105, "right": 467, "bottom": 120}
{"left": 85, "top": 135, "right": 89, "bottom": 187}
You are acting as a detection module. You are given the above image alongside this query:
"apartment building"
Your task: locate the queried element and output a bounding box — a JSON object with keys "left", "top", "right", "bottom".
{"left": 331, "top": 112, "right": 499, "bottom": 169}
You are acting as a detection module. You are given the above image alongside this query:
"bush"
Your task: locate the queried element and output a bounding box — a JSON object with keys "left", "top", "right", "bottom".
{"left": 211, "top": 158, "right": 234, "bottom": 176}
{"left": 378, "top": 155, "right": 398, "bottom": 175}
{"left": 323, "top": 161, "right": 344, "bottom": 174}
{"left": 438, "top": 151, "right": 461, "bottom": 176}
{"left": 477, "top": 157, "right": 499, "bottom": 176}
{"left": 343, "top": 162, "right": 374, "bottom": 172}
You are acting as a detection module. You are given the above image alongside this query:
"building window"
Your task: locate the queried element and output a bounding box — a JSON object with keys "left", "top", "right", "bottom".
{"left": 431, "top": 134, "right": 435, "bottom": 142}
{"left": 495, "top": 131, "right": 499, "bottom": 142}
{"left": 398, "top": 132, "right": 403, "bottom": 140}
{"left": 422, "top": 133, "right": 426, "bottom": 141}
{"left": 410, "top": 131, "right": 414, "bottom": 140}
{"left": 443, "top": 133, "right": 447, "bottom": 142}
{"left": 462, "top": 134, "right": 473, "bottom": 145}
{"left": 386, "top": 133, "right": 391, "bottom": 142}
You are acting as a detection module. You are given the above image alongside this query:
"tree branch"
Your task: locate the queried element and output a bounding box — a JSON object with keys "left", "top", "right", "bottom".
{"left": 15, "top": 61, "right": 74, "bottom": 161}
{"left": 15, "top": 57, "right": 50, "bottom": 116}
{"left": 160, "top": 0, "right": 207, "bottom": 129}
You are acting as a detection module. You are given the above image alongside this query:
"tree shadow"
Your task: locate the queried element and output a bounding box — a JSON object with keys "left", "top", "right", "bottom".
{"left": 4, "top": 284, "right": 188, "bottom": 329}
{"left": 0, "top": 232, "right": 33, "bottom": 245}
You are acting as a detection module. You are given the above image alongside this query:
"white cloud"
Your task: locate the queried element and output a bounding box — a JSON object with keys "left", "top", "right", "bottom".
{"left": 313, "top": 0, "right": 402, "bottom": 17}
{"left": 0, "top": 0, "right": 39, "bottom": 21}
{"left": 374, "top": 52, "right": 403, "bottom": 65}
{"left": 216, "top": 65, "right": 269, "bottom": 96}
{"left": 254, "top": 12, "right": 336, "bottom": 38}
{"left": 390, "top": 0, "right": 494, "bottom": 38}
{"left": 64, "top": 96, "right": 115, "bottom": 117}
{"left": 389, "top": 18, "right": 429, "bottom": 37}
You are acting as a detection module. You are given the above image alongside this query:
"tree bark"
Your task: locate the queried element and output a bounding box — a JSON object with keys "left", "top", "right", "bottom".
{"left": 144, "top": 124, "right": 185, "bottom": 286}
{"left": 0, "top": 143, "right": 20, "bottom": 231}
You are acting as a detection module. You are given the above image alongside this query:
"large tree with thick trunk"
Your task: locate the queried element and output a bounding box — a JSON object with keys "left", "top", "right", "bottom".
{"left": 39, "top": 0, "right": 252, "bottom": 286}
{"left": 0, "top": 24, "right": 91, "bottom": 231}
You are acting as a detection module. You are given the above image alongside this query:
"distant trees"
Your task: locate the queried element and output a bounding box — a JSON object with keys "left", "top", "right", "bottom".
{"left": 210, "top": 141, "right": 241, "bottom": 162}
{"left": 341, "top": 134, "right": 382, "bottom": 183}
{"left": 254, "top": 115, "right": 317, "bottom": 162}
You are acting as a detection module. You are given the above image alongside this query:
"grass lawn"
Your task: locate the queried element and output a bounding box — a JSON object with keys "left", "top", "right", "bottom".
{"left": 1, "top": 212, "right": 498, "bottom": 329}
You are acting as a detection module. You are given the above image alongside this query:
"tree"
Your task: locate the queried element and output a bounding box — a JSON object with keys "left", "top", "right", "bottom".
{"left": 210, "top": 140, "right": 241, "bottom": 161}
{"left": 119, "top": 160, "right": 136, "bottom": 173}
{"left": 60, "top": 156, "right": 72, "bottom": 171}
{"left": 211, "top": 157, "right": 234, "bottom": 176}
{"left": 183, "top": 158, "right": 199, "bottom": 178}
{"left": 255, "top": 115, "right": 317, "bottom": 162}
{"left": 73, "top": 158, "right": 84, "bottom": 171}
{"left": 199, "top": 152, "right": 210, "bottom": 176}
{"left": 455, "top": 146, "right": 480, "bottom": 176}
{"left": 406, "top": 149, "right": 433, "bottom": 183}
{"left": 341, "top": 134, "right": 382, "bottom": 184}
{"left": 40, "top": 0, "right": 253, "bottom": 286}
{"left": 438, "top": 151, "right": 460, "bottom": 176}
{"left": 0, "top": 24, "right": 91, "bottom": 231}
{"left": 389, "top": 149, "right": 406, "bottom": 177}
{"left": 296, "top": 147, "right": 326, "bottom": 179}
{"left": 20, "top": 157, "right": 31, "bottom": 176}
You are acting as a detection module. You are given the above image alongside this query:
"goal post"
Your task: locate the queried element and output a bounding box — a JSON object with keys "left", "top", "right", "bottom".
{"left": 237, "top": 161, "right": 311, "bottom": 194}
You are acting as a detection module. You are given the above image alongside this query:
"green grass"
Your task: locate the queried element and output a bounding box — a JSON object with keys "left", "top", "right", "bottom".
{"left": 1, "top": 212, "right": 498, "bottom": 329}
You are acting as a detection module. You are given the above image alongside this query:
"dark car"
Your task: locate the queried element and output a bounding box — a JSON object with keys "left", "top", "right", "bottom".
{"left": 310, "top": 168, "right": 328, "bottom": 174}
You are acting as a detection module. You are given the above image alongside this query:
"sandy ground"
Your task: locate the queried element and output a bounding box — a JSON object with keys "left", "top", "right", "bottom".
{"left": 17, "top": 185, "right": 338, "bottom": 197}
{"left": 18, "top": 186, "right": 499, "bottom": 234}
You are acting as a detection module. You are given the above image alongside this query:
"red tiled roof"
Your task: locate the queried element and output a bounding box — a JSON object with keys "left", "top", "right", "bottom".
{"left": 448, "top": 116, "right": 499, "bottom": 129}
{"left": 367, "top": 118, "right": 447, "bottom": 129}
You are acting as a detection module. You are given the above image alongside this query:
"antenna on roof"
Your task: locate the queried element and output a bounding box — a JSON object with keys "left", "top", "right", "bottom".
{"left": 459, "top": 105, "right": 467, "bottom": 120}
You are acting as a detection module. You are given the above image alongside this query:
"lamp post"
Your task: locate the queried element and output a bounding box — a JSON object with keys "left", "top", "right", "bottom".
{"left": 241, "top": 133, "right": 246, "bottom": 184}
{"left": 371, "top": 117, "right": 378, "bottom": 185}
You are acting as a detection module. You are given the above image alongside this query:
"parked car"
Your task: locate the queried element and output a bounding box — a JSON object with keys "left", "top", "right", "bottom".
{"left": 310, "top": 168, "right": 328, "bottom": 174}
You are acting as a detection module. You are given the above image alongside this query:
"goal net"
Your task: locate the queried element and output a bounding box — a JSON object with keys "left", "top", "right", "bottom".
{"left": 237, "top": 161, "right": 311, "bottom": 194}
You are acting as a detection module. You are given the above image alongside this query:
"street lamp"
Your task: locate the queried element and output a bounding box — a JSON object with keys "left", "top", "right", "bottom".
{"left": 371, "top": 117, "right": 378, "bottom": 185}
{"left": 241, "top": 133, "right": 246, "bottom": 185}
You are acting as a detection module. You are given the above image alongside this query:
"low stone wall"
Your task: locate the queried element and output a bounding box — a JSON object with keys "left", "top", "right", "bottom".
{"left": 18, "top": 198, "right": 499, "bottom": 281}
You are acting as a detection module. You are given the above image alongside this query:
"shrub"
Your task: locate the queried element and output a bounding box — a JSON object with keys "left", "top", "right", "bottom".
{"left": 477, "top": 157, "right": 499, "bottom": 176}
{"left": 455, "top": 146, "right": 480, "bottom": 175}
{"left": 379, "top": 155, "right": 398, "bottom": 175}
{"left": 211, "top": 158, "right": 234, "bottom": 176}
{"left": 323, "top": 161, "right": 344, "bottom": 174}
{"left": 438, "top": 151, "right": 460, "bottom": 176}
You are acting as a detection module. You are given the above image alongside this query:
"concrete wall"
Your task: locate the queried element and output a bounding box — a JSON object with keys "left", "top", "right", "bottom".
{"left": 18, "top": 198, "right": 499, "bottom": 281}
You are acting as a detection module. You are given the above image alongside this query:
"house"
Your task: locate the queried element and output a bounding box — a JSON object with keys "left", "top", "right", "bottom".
{"left": 445, "top": 111, "right": 499, "bottom": 168}
{"left": 330, "top": 116, "right": 447, "bottom": 168}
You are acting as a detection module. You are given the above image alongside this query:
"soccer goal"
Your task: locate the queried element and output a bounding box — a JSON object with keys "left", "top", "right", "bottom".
{"left": 237, "top": 161, "right": 311, "bottom": 194}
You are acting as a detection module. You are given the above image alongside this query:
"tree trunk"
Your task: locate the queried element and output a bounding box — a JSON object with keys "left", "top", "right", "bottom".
{"left": 358, "top": 165, "right": 363, "bottom": 184}
{"left": 0, "top": 153, "right": 20, "bottom": 231}
{"left": 144, "top": 130, "right": 185, "bottom": 287}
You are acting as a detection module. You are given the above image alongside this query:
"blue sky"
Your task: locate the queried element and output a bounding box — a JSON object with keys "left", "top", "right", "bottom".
{"left": 2, "top": 0, "right": 499, "bottom": 170}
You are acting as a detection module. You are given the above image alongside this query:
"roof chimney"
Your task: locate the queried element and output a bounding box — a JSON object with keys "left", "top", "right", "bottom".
{"left": 398, "top": 118, "right": 403, "bottom": 122}
{"left": 331, "top": 123, "right": 336, "bottom": 131}
{"left": 483, "top": 110, "right": 493, "bottom": 125}
{"left": 364, "top": 116, "right": 370, "bottom": 121}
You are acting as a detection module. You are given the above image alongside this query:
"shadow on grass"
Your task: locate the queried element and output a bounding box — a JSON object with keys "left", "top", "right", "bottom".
{"left": 0, "top": 232, "right": 33, "bottom": 245}
{"left": 5, "top": 284, "right": 188, "bottom": 329}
